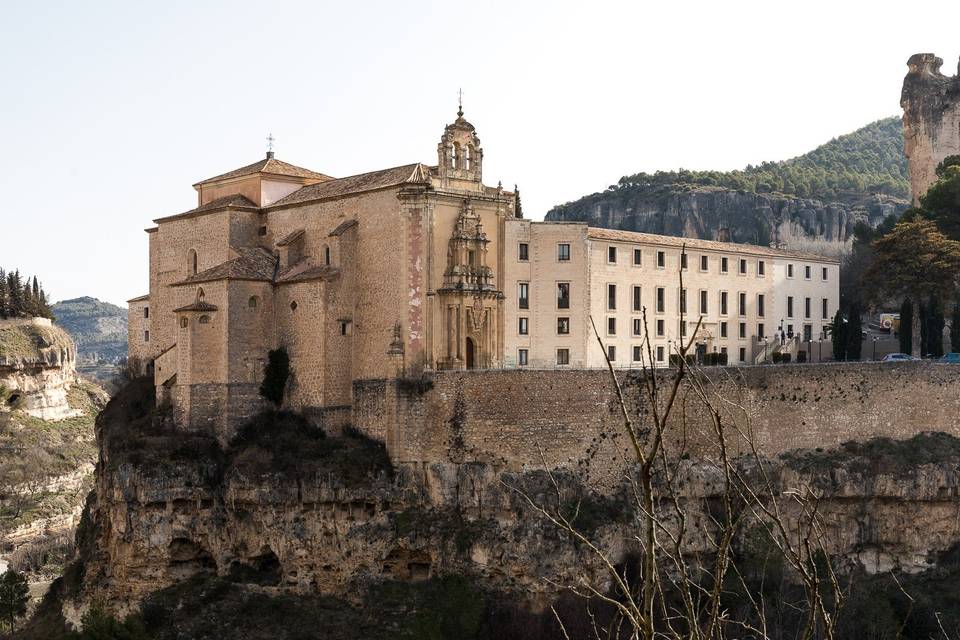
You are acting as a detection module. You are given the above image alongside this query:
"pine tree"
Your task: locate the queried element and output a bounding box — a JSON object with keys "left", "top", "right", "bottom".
{"left": 8, "top": 271, "right": 23, "bottom": 317}
{"left": 831, "top": 308, "right": 847, "bottom": 361}
{"left": 845, "top": 302, "right": 862, "bottom": 361}
{"left": 0, "top": 569, "right": 29, "bottom": 633}
{"left": 0, "top": 268, "right": 7, "bottom": 318}
{"left": 900, "top": 299, "right": 913, "bottom": 354}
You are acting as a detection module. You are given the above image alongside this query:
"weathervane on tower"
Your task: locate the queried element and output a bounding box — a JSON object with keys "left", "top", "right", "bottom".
{"left": 457, "top": 88, "right": 463, "bottom": 118}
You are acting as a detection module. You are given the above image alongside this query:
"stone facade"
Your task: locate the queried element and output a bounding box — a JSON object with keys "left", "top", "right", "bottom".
{"left": 902, "top": 53, "right": 960, "bottom": 203}
{"left": 128, "top": 107, "right": 838, "bottom": 442}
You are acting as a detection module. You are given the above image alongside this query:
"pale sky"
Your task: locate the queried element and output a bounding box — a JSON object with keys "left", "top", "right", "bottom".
{"left": 1, "top": 0, "right": 957, "bottom": 307}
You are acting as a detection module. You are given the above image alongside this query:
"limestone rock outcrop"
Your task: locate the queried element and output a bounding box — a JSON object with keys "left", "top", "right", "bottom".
{"left": 545, "top": 186, "right": 904, "bottom": 255}
{"left": 902, "top": 53, "right": 960, "bottom": 202}
{"left": 0, "top": 318, "right": 80, "bottom": 420}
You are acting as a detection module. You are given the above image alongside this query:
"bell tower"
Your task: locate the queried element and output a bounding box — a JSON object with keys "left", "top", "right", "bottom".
{"left": 437, "top": 99, "right": 483, "bottom": 186}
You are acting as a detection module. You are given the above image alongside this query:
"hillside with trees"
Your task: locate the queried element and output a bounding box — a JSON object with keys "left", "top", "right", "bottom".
{"left": 50, "top": 298, "right": 127, "bottom": 367}
{"left": 0, "top": 270, "right": 52, "bottom": 320}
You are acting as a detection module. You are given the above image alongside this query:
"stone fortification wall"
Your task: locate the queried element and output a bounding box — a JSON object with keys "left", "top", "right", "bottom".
{"left": 354, "top": 362, "right": 960, "bottom": 482}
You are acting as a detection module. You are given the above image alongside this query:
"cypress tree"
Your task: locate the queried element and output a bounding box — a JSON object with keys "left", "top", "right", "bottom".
{"left": 900, "top": 299, "right": 913, "bottom": 354}
{"left": 831, "top": 308, "right": 847, "bottom": 361}
{"left": 0, "top": 268, "right": 7, "bottom": 318}
{"left": 928, "top": 297, "right": 946, "bottom": 357}
{"left": 846, "top": 302, "right": 863, "bottom": 361}
{"left": 8, "top": 271, "right": 22, "bottom": 317}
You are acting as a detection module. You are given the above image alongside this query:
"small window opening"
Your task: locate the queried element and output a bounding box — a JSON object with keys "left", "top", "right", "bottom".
{"left": 290, "top": 301, "right": 298, "bottom": 311}
{"left": 198, "top": 315, "right": 210, "bottom": 324}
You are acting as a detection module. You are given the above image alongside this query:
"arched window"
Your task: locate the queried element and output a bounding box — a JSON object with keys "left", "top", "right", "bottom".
{"left": 180, "top": 317, "right": 188, "bottom": 328}
{"left": 248, "top": 296, "right": 259, "bottom": 309}
{"left": 453, "top": 142, "right": 461, "bottom": 169}
{"left": 198, "top": 315, "right": 210, "bottom": 324}
{"left": 188, "top": 249, "right": 198, "bottom": 275}
{"left": 197, "top": 288, "right": 205, "bottom": 300}
{"left": 448, "top": 143, "right": 456, "bottom": 168}
{"left": 465, "top": 145, "right": 472, "bottom": 170}
{"left": 324, "top": 246, "right": 331, "bottom": 266}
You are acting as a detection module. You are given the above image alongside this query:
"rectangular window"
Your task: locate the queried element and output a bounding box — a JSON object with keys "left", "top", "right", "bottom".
{"left": 657, "top": 250, "right": 666, "bottom": 268}
{"left": 739, "top": 322, "right": 746, "bottom": 339}
{"left": 557, "top": 317, "right": 570, "bottom": 335}
{"left": 557, "top": 282, "right": 570, "bottom": 309}
{"left": 757, "top": 294, "right": 765, "bottom": 318}
{"left": 739, "top": 347, "right": 746, "bottom": 362}
{"left": 680, "top": 321, "right": 687, "bottom": 337}
{"left": 721, "top": 257, "right": 729, "bottom": 273}
{"left": 518, "top": 349, "right": 528, "bottom": 366}
{"left": 607, "top": 345, "right": 616, "bottom": 361}
{"left": 340, "top": 320, "right": 352, "bottom": 336}
{"left": 608, "top": 246, "right": 617, "bottom": 263}
{"left": 699, "top": 290, "right": 708, "bottom": 315}
{"left": 758, "top": 260, "right": 765, "bottom": 276}
{"left": 144, "top": 330, "right": 149, "bottom": 342}
{"left": 656, "top": 319, "right": 665, "bottom": 336}
{"left": 805, "top": 297, "right": 811, "bottom": 319}
{"left": 700, "top": 255, "right": 708, "bottom": 271}
{"left": 787, "top": 296, "right": 794, "bottom": 318}
{"left": 632, "top": 285, "right": 642, "bottom": 312}
{"left": 656, "top": 287, "right": 665, "bottom": 313}
{"left": 738, "top": 292, "right": 746, "bottom": 316}
{"left": 633, "top": 318, "right": 642, "bottom": 336}
{"left": 739, "top": 258, "right": 747, "bottom": 275}
{"left": 822, "top": 267, "right": 828, "bottom": 281}
{"left": 679, "top": 288, "right": 687, "bottom": 314}
{"left": 557, "top": 348, "right": 570, "bottom": 365}
{"left": 787, "top": 264, "right": 794, "bottom": 278}
{"left": 557, "top": 243, "right": 570, "bottom": 261}
{"left": 681, "top": 253, "right": 688, "bottom": 270}
{"left": 758, "top": 323, "right": 765, "bottom": 339}
{"left": 519, "top": 243, "right": 529, "bottom": 261}
{"left": 633, "top": 345, "right": 643, "bottom": 362}
{"left": 607, "top": 317, "right": 616, "bottom": 335}
{"left": 607, "top": 284, "right": 617, "bottom": 310}
{"left": 633, "top": 248, "right": 642, "bottom": 266}
{"left": 804, "top": 324, "right": 813, "bottom": 341}
{"left": 787, "top": 323, "right": 794, "bottom": 336}
{"left": 822, "top": 298, "right": 828, "bottom": 320}
{"left": 720, "top": 321, "right": 728, "bottom": 338}
{"left": 720, "top": 291, "right": 728, "bottom": 315}
{"left": 518, "top": 317, "right": 528, "bottom": 335}
{"left": 805, "top": 265, "right": 811, "bottom": 279}
{"left": 656, "top": 346, "right": 665, "bottom": 362}
{"left": 143, "top": 307, "right": 149, "bottom": 318}
{"left": 519, "top": 282, "right": 529, "bottom": 309}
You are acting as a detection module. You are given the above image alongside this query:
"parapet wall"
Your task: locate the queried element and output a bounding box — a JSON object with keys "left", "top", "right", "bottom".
{"left": 354, "top": 363, "right": 960, "bottom": 482}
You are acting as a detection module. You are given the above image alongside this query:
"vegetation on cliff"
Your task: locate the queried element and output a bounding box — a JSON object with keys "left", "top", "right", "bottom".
{"left": 0, "top": 270, "right": 52, "bottom": 320}
{"left": 50, "top": 297, "right": 127, "bottom": 366}
{"left": 549, "top": 117, "right": 909, "bottom": 219}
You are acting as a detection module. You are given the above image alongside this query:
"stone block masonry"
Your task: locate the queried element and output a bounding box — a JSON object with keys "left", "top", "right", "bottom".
{"left": 353, "top": 362, "right": 960, "bottom": 484}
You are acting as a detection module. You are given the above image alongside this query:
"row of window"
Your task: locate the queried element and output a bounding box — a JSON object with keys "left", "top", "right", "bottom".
{"left": 516, "top": 314, "right": 828, "bottom": 341}
{"left": 519, "top": 282, "right": 829, "bottom": 320}
{"left": 516, "top": 242, "right": 829, "bottom": 281}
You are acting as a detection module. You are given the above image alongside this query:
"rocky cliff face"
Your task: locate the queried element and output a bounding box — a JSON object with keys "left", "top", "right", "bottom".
{"left": 0, "top": 319, "right": 80, "bottom": 420}
{"left": 901, "top": 53, "right": 960, "bottom": 203}
{"left": 544, "top": 185, "right": 904, "bottom": 256}
{"left": 65, "top": 384, "right": 960, "bottom": 626}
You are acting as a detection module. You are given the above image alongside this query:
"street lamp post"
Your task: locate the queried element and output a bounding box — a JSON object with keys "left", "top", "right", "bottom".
{"left": 872, "top": 335, "right": 879, "bottom": 361}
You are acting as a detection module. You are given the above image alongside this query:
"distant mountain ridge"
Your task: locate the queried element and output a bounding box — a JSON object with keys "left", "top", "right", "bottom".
{"left": 545, "top": 117, "right": 910, "bottom": 255}
{"left": 51, "top": 297, "right": 127, "bottom": 365}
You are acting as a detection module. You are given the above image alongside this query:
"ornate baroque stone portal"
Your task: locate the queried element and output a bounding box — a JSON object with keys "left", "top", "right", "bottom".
{"left": 438, "top": 199, "right": 502, "bottom": 369}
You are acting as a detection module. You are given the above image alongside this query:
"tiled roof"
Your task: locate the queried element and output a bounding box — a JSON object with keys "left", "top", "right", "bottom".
{"left": 154, "top": 194, "right": 259, "bottom": 223}
{"left": 328, "top": 219, "right": 358, "bottom": 237}
{"left": 276, "top": 263, "right": 340, "bottom": 284}
{"left": 174, "top": 301, "right": 219, "bottom": 313}
{"left": 585, "top": 227, "right": 840, "bottom": 263}
{"left": 127, "top": 294, "right": 149, "bottom": 303}
{"left": 171, "top": 247, "right": 277, "bottom": 286}
{"left": 276, "top": 229, "right": 305, "bottom": 247}
{"left": 268, "top": 164, "right": 430, "bottom": 208}
{"left": 194, "top": 157, "right": 333, "bottom": 186}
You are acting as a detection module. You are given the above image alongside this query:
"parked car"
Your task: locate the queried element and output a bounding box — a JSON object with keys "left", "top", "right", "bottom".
{"left": 939, "top": 352, "right": 960, "bottom": 363}
{"left": 881, "top": 353, "right": 916, "bottom": 362}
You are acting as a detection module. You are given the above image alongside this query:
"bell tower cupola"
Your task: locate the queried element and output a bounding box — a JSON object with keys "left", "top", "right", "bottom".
{"left": 437, "top": 97, "right": 483, "bottom": 185}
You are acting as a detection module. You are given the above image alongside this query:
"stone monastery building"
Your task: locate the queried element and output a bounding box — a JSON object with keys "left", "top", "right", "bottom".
{"left": 128, "top": 107, "right": 839, "bottom": 439}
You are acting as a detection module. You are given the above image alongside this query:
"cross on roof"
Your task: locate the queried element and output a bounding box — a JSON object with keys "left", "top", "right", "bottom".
{"left": 266, "top": 133, "right": 275, "bottom": 153}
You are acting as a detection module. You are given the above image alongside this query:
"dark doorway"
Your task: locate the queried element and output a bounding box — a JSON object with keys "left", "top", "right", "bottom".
{"left": 466, "top": 337, "right": 475, "bottom": 369}
{"left": 695, "top": 343, "right": 707, "bottom": 364}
